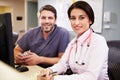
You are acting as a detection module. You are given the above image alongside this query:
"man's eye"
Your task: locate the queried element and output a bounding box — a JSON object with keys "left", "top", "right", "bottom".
{"left": 48, "top": 17, "right": 53, "bottom": 20}
{"left": 41, "top": 17, "right": 46, "bottom": 19}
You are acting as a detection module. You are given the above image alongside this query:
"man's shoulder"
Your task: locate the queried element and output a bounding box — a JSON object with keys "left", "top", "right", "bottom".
{"left": 26, "top": 26, "right": 41, "bottom": 34}
{"left": 28, "top": 26, "right": 40, "bottom": 32}
{"left": 56, "top": 26, "right": 69, "bottom": 33}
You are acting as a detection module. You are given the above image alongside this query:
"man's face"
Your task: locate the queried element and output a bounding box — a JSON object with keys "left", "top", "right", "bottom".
{"left": 39, "top": 10, "right": 56, "bottom": 33}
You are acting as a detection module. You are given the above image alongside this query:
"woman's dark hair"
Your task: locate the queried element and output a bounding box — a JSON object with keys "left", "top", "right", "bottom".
{"left": 68, "top": 1, "right": 94, "bottom": 25}
{"left": 39, "top": 5, "right": 57, "bottom": 19}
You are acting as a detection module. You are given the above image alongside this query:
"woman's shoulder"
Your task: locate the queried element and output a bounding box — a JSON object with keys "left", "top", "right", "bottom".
{"left": 92, "top": 33, "right": 107, "bottom": 43}
{"left": 93, "top": 32, "right": 105, "bottom": 38}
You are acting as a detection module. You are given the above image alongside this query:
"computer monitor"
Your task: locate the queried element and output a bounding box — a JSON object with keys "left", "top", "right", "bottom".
{"left": 0, "top": 13, "right": 14, "bottom": 68}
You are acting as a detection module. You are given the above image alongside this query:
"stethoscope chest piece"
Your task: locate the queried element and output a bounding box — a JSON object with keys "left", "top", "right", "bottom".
{"left": 75, "top": 61, "right": 85, "bottom": 65}
{"left": 68, "top": 29, "right": 93, "bottom": 66}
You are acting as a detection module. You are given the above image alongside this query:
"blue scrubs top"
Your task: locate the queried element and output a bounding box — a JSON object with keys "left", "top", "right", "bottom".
{"left": 17, "top": 24, "right": 70, "bottom": 68}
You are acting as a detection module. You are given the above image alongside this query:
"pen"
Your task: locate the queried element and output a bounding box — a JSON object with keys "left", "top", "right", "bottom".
{"left": 41, "top": 71, "right": 57, "bottom": 77}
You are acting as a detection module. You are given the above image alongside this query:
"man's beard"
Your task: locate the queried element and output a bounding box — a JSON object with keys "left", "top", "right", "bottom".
{"left": 44, "top": 30, "right": 51, "bottom": 33}
{"left": 42, "top": 26, "right": 54, "bottom": 33}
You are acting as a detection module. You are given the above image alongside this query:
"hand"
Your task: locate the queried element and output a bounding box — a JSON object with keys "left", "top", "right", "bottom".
{"left": 22, "top": 51, "right": 43, "bottom": 65}
{"left": 15, "top": 52, "right": 26, "bottom": 65}
{"left": 37, "top": 68, "right": 54, "bottom": 80}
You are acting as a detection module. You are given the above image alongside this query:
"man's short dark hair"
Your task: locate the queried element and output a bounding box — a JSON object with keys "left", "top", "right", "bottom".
{"left": 39, "top": 5, "right": 57, "bottom": 19}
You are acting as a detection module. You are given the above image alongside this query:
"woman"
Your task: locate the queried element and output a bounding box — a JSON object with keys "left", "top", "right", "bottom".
{"left": 38, "top": 1, "right": 109, "bottom": 80}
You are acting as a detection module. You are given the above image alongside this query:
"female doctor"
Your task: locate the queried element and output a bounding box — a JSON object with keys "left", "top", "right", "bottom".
{"left": 38, "top": 1, "right": 109, "bottom": 80}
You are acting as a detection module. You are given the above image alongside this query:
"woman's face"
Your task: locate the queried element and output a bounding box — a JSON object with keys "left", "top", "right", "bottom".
{"left": 70, "top": 8, "right": 92, "bottom": 37}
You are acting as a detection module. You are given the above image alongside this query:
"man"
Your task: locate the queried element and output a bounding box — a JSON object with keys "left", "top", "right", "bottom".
{"left": 14, "top": 5, "right": 70, "bottom": 68}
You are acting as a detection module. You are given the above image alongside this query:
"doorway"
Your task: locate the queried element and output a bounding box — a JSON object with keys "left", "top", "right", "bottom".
{"left": 26, "top": 0, "right": 38, "bottom": 30}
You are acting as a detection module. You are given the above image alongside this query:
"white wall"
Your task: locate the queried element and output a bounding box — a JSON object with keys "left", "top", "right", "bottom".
{"left": 102, "top": 0, "right": 120, "bottom": 41}
{"left": 0, "top": 0, "right": 25, "bottom": 38}
{"left": 38, "top": 0, "right": 120, "bottom": 41}
{"left": 38, "top": 0, "right": 104, "bottom": 33}
{"left": 38, "top": 0, "right": 72, "bottom": 31}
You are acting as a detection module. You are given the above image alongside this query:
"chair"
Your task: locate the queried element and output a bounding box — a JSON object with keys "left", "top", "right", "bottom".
{"left": 107, "top": 41, "right": 120, "bottom": 80}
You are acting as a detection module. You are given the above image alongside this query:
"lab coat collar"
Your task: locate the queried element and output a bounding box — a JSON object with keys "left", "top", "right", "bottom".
{"left": 70, "top": 29, "right": 91, "bottom": 45}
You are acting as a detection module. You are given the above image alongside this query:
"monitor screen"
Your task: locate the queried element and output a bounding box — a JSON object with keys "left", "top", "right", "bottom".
{"left": 0, "top": 13, "right": 14, "bottom": 68}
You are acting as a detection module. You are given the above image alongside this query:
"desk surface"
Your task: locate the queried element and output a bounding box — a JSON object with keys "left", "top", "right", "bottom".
{"left": 19, "top": 65, "right": 44, "bottom": 80}
{"left": 0, "top": 61, "right": 44, "bottom": 80}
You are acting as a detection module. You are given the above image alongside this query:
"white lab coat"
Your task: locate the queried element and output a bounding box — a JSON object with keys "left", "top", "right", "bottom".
{"left": 50, "top": 29, "right": 109, "bottom": 80}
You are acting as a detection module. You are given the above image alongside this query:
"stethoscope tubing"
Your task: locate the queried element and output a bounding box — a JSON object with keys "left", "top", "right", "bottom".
{"left": 67, "top": 29, "right": 93, "bottom": 66}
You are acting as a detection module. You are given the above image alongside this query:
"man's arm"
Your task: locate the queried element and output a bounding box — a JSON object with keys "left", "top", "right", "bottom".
{"left": 38, "top": 52, "right": 63, "bottom": 65}
{"left": 14, "top": 45, "right": 24, "bottom": 63}
{"left": 23, "top": 52, "right": 63, "bottom": 65}
{"left": 14, "top": 45, "right": 23, "bottom": 56}
{"left": 14, "top": 44, "right": 64, "bottom": 66}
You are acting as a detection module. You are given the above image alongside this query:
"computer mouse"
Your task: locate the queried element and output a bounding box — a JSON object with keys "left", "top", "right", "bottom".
{"left": 16, "top": 66, "right": 29, "bottom": 72}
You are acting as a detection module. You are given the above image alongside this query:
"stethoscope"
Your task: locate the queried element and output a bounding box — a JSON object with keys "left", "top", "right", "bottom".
{"left": 67, "top": 28, "right": 93, "bottom": 67}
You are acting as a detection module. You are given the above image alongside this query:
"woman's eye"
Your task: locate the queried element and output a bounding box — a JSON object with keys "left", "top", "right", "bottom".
{"left": 70, "top": 16, "right": 86, "bottom": 21}
{"left": 79, "top": 16, "right": 85, "bottom": 20}
{"left": 70, "top": 17, "right": 76, "bottom": 20}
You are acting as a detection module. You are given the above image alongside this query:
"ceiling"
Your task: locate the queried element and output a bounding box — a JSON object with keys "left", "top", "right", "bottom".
{"left": 1, "top": 0, "right": 38, "bottom": 2}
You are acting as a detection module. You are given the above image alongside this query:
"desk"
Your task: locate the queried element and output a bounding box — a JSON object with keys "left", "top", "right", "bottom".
{"left": 19, "top": 65, "right": 44, "bottom": 80}
{"left": 0, "top": 61, "right": 44, "bottom": 80}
